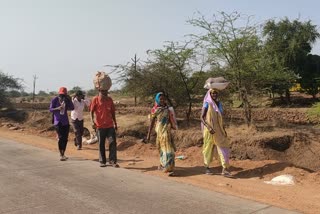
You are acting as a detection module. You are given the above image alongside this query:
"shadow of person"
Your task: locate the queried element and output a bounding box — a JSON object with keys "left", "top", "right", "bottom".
{"left": 125, "top": 165, "right": 158, "bottom": 172}
{"left": 233, "top": 162, "right": 293, "bottom": 179}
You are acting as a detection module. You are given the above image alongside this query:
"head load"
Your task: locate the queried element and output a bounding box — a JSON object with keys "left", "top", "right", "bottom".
{"left": 204, "top": 77, "right": 229, "bottom": 91}
{"left": 93, "top": 71, "right": 112, "bottom": 91}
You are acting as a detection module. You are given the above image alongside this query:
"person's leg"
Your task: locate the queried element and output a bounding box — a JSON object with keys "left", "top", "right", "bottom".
{"left": 72, "top": 119, "right": 83, "bottom": 149}
{"left": 216, "top": 146, "right": 232, "bottom": 176}
{"left": 55, "top": 124, "right": 64, "bottom": 157}
{"left": 78, "top": 119, "right": 84, "bottom": 149}
{"left": 71, "top": 119, "right": 77, "bottom": 147}
{"left": 60, "top": 124, "right": 70, "bottom": 158}
{"left": 106, "top": 128, "right": 118, "bottom": 167}
{"left": 202, "top": 129, "right": 215, "bottom": 174}
{"left": 97, "top": 128, "right": 107, "bottom": 166}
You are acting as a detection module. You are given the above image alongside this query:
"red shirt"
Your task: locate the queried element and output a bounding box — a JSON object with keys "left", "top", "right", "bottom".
{"left": 90, "top": 96, "right": 115, "bottom": 128}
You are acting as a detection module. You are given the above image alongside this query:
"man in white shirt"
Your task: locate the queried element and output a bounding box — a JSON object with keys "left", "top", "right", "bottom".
{"left": 71, "top": 90, "right": 91, "bottom": 150}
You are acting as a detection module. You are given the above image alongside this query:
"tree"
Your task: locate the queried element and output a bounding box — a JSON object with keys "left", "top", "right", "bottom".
{"left": 300, "top": 54, "right": 320, "bottom": 98}
{"left": 105, "top": 54, "right": 144, "bottom": 106}
{"left": 86, "top": 88, "right": 98, "bottom": 97}
{"left": 37, "top": 90, "right": 48, "bottom": 96}
{"left": 0, "top": 71, "right": 23, "bottom": 108}
{"left": 147, "top": 41, "right": 201, "bottom": 121}
{"left": 263, "top": 17, "right": 320, "bottom": 102}
{"left": 68, "top": 86, "right": 82, "bottom": 95}
{"left": 188, "top": 11, "right": 263, "bottom": 125}
{"left": 6, "top": 90, "right": 21, "bottom": 98}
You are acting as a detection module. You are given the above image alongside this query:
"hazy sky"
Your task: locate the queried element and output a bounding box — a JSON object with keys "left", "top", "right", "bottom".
{"left": 1, "top": 0, "right": 320, "bottom": 93}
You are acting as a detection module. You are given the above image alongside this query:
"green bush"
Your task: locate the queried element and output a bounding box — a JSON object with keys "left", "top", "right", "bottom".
{"left": 307, "top": 102, "right": 320, "bottom": 124}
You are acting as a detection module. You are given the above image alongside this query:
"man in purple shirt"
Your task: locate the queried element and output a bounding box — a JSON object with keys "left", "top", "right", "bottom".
{"left": 49, "top": 87, "right": 74, "bottom": 161}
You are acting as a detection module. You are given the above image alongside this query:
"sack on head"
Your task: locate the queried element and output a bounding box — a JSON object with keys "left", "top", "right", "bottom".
{"left": 204, "top": 77, "right": 229, "bottom": 90}
{"left": 93, "top": 71, "right": 112, "bottom": 90}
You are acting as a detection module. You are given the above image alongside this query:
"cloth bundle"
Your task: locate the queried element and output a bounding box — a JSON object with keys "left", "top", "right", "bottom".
{"left": 93, "top": 71, "right": 112, "bottom": 90}
{"left": 203, "top": 77, "right": 229, "bottom": 90}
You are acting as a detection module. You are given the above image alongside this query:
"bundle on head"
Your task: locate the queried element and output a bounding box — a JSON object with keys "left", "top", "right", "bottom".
{"left": 93, "top": 71, "right": 112, "bottom": 90}
{"left": 204, "top": 77, "right": 229, "bottom": 90}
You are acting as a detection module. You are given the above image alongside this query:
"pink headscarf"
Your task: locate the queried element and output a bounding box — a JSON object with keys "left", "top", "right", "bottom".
{"left": 203, "top": 89, "right": 220, "bottom": 113}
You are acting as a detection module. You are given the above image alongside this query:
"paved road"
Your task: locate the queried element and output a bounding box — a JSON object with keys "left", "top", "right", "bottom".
{"left": 0, "top": 137, "right": 299, "bottom": 214}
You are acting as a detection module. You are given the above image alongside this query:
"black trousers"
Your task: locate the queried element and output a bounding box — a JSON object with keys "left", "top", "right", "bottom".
{"left": 55, "top": 123, "right": 70, "bottom": 156}
{"left": 71, "top": 119, "right": 84, "bottom": 148}
{"left": 97, "top": 127, "right": 117, "bottom": 164}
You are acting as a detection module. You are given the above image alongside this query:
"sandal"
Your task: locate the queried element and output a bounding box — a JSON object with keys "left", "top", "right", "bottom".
{"left": 221, "top": 169, "right": 233, "bottom": 178}
{"left": 168, "top": 171, "right": 176, "bottom": 177}
{"left": 205, "top": 168, "right": 213, "bottom": 175}
{"left": 112, "top": 163, "right": 120, "bottom": 168}
{"left": 158, "top": 165, "right": 164, "bottom": 171}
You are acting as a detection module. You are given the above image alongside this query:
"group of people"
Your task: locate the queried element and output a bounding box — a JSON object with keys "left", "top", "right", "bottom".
{"left": 49, "top": 87, "right": 118, "bottom": 167}
{"left": 49, "top": 85, "right": 232, "bottom": 177}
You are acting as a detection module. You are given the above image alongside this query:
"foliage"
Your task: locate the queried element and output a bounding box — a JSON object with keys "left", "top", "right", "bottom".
{"left": 6, "top": 90, "right": 22, "bottom": 98}
{"left": 263, "top": 17, "right": 320, "bottom": 101}
{"left": 0, "top": 72, "right": 23, "bottom": 108}
{"left": 143, "top": 41, "right": 204, "bottom": 120}
{"left": 299, "top": 54, "right": 320, "bottom": 98}
{"left": 38, "top": 90, "right": 48, "bottom": 96}
{"left": 307, "top": 102, "right": 320, "bottom": 124}
{"left": 188, "top": 11, "right": 264, "bottom": 125}
{"left": 86, "top": 88, "right": 98, "bottom": 97}
{"left": 68, "top": 86, "right": 83, "bottom": 96}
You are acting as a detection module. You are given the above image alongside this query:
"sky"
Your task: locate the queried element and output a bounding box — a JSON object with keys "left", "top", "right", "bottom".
{"left": 1, "top": 0, "right": 320, "bottom": 93}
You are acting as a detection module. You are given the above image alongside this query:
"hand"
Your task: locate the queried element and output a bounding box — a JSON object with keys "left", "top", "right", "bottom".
{"left": 209, "top": 127, "right": 215, "bottom": 134}
{"left": 92, "top": 123, "right": 96, "bottom": 130}
{"left": 56, "top": 106, "right": 63, "bottom": 111}
{"left": 146, "top": 133, "right": 150, "bottom": 143}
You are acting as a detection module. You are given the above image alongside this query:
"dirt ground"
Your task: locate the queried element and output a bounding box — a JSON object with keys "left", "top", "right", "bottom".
{"left": 1, "top": 108, "right": 320, "bottom": 214}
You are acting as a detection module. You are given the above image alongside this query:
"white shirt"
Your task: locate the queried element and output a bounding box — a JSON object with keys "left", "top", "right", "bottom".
{"left": 71, "top": 98, "right": 90, "bottom": 121}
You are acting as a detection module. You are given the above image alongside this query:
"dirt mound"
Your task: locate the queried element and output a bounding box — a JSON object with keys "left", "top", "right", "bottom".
{"left": 0, "top": 109, "right": 28, "bottom": 122}
{"left": 231, "top": 131, "right": 320, "bottom": 171}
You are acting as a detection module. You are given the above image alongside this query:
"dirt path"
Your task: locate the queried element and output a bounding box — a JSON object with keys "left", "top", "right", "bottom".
{"left": 1, "top": 127, "right": 319, "bottom": 213}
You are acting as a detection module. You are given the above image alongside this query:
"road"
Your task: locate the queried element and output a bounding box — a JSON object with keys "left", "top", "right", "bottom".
{"left": 0, "top": 137, "right": 299, "bottom": 214}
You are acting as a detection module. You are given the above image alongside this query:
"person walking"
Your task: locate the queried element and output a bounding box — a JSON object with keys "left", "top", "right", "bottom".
{"left": 201, "top": 87, "right": 232, "bottom": 177}
{"left": 147, "top": 92, "right": 177, "bottom": 176}
{"left": 90, "top": 89, "right": 118, "bottom": 168}
{"left": 71, "top": 90, "right": 90, "bottom": 150}
{"left": 49, "top": 87, "right": 74, "bottom": 161}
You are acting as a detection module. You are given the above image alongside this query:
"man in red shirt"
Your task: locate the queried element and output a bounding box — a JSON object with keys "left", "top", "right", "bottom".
{"left": 90, "top": 90, "right": 118, "bottom": 167}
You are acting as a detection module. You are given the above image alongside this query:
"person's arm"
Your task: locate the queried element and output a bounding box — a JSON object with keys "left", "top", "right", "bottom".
{"left": 200, "top": 103, "right": 215, "bottom": 134}
{"left": 169, "top": 110, "right": 177, "bottom": 130}
{"left": 109, "top": 99, "right": 117, "bottom": 131}
{"left": 84, "top": 97, "right": 91, "bottom": 107}
{"left": 112, "top": 110, "right": 117, "bottom": 131}
{"left": 49, "top": 97, "right": 62, "bottom": 112}
{"left": 147, "top": 117, "right": 156, "bottom": 142}
{"left": 65, "top": 95, "right": 74, "bottom": 111}
{"left": 90, "top": 110, "right": 96, "bottom": 130}
{"left": 90, "top": 97, "right": 96, "bottom": 129}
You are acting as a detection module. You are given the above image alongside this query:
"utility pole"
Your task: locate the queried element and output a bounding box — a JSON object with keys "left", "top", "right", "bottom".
{"left": 32, "top": 75, "right": 38, "bottom": 103}
{"left": 131, "top": 54, "right": 140, "bottom": 106}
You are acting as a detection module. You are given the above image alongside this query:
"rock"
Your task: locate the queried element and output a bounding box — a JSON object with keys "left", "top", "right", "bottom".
{"left": 264, "top": 174, "right": 295, "bottom": 185}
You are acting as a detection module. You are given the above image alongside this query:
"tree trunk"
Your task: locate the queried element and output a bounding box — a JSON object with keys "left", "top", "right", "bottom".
{"left": 240, "top": 88, "right": 252, "bottom": 126}
{"left": 285, "top": 89, "right": 291, "bottom": 104}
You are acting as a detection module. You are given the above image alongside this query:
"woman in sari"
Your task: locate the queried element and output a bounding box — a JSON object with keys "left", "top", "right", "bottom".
{"left": 201, "top": 88, "right": 232, "bottom": 177}
{"left": 147, "top": 92, "right": 177, "bottom": 176}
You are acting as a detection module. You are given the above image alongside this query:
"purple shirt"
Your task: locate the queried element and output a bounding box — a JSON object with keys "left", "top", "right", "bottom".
{"left": 49, "top": 96, "right": 74, "bottom": 126}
